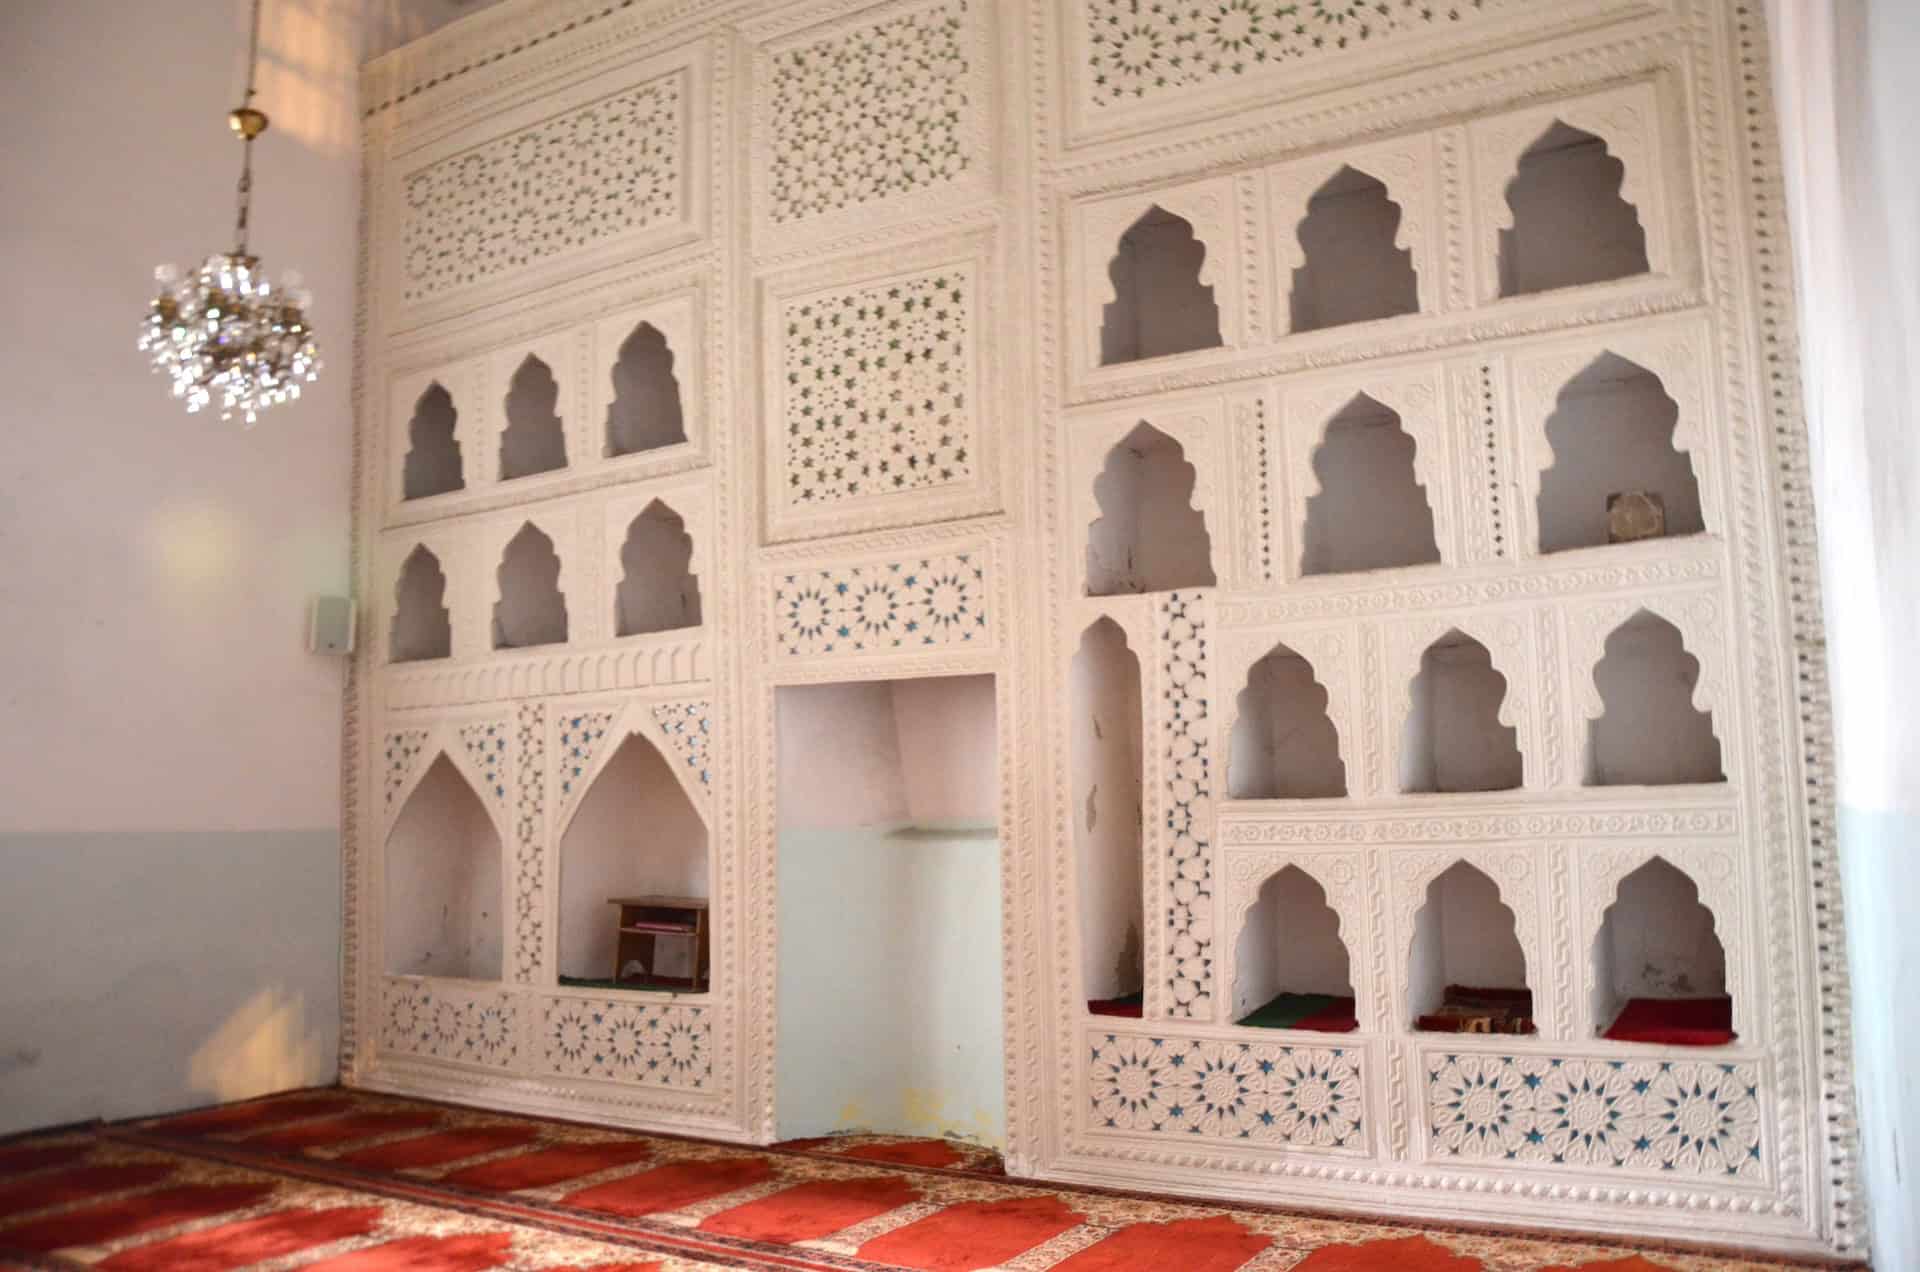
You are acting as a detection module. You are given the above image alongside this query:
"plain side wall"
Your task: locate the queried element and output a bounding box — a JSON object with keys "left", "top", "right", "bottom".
{"left": 0, "top": 0, "right": 363, "bottom": 1134}
{"left": 774, "top": 678, "right": 1006, "bottom": 1147}
{"left": 1768, "top": 0, "right": 1920, "bottom": 1265}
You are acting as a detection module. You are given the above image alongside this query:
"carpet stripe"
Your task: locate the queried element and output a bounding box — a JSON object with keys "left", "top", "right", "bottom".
{"left": 243, "top": 1111, "right": 443, "bottom": 1153}
{"left": 700, "top": 1177, "right": 922, "bottom": 1245}
{"left": 298, "top": 1231, "right": 517, "bottom": 1271}
{"left": 0, "top": 1182, "right": 275, "bottom": 1253}
{"left": 856, "top": 1195, "right": 1085, "bottom": 1272}
{"left": 0, "top": 1143, "right": 92, "bottom": 1179}
{"left": 1289, "top": 1234, "right": 1486, "bottom": 1270}
{"left": 564, "top": 1158, "right": 779, "bottom": 1219}
{"left": 150, "top": 1096, "right": 357, "bottom": 1137}
{"left": 0, "top": 1164, "right": 175, "bottom": 1217}
{"left": 444, "top": 1141, "right": 655, "bottom": 1192}
{"left": 334, "top": 1126, "right": 542, "bottom": 1171}
{"left": 1051, "top": 1216, "right": 1273, "bottom": 1272}
{"left": 96, "top": 1204, "right": 386, "bottom": 1272}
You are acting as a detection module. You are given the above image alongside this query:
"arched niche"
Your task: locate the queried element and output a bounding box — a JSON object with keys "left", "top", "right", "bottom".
{"left": 605, "top": 321, "right": 687, "bottom": 458}
{"left": 385, "top": 753, "right": 503, "bottom": 981}
{"left": 1300, "top": 393, "right": 1440, "bottom": 577}
{"left": 1233, "top": 865, "right": 1357, "bottom": 1032}
{"left": 1400, "top": 631, "right": 1523, "bottom": 794}
{"left": 391, "top": 545, "right": 451, "bottom": 663}
{"left": 1100, "top": 205, "right": 1223, "bottom": 366}
{"left": 1407, "top": 861, "right": 1533, "bottom": 1033}
{"left": 1228, "top": 641, "right": 1346, "bottom": 799}
{"left": 1499, "top": 121, "right": 1650, "bottom": 297}
{"left": 499, "top": 354, "right": 567, "bottom": 480}
{"left": 1585, "top": 610, "right": 1723, "bottom": 786}
{"left": 1593, "top": 857, "right": 1732, "bottom": 1045}
{"left": 1290, "top": 166, "right": 1419, "bottom": 333}
{"left": 558, "top": 731, "right": 710, "bottom": 989}
{"left": 1537, "top": 352, "right": 1703, "bottom": 554}
{"left": 616, "top": 500, "right": 702, "bottom": 638}
{"left": 493, "top": 523, "right": 568, "bottom": 650}
{"left": 402, "top": 382, "right": 463, "bottom": 500}
{"left": 1085, "top": 422, "right": 1215, "bottom": 596}
{"left": 1071, "top": 618, "right": 1145, "bottom": 1013}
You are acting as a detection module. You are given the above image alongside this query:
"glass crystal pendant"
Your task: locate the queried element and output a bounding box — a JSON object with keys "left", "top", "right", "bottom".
{"left": 138, "top": 4, "right": 320, "bottom": 426}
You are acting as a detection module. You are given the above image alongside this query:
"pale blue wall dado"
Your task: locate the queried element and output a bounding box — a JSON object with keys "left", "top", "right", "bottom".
{"left": 776, "top": 824, "right": 1006, "bottom": 1147}
{"left": 0, "top": 831, "right": 341, "bottom": 1137}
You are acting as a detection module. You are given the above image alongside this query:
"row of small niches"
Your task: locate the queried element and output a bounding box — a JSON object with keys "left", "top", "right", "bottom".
{"left": 1068, "top": 80, "right": 1682, "bottom": 384}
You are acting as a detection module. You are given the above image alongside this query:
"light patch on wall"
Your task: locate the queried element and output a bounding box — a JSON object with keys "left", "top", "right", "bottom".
{"left": 251, "top": 0, "right": 358, "bottom": 158}
{"left": 148, "top": 500, "right": 242, "bottom": 591}
{"left": 188, "top": 987, "right": 329, "bottom": 1102}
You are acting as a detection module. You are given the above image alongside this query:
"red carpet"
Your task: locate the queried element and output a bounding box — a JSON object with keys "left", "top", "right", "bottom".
{"left": 0, "top": 1088, "right": 1849, "bottom": 1271}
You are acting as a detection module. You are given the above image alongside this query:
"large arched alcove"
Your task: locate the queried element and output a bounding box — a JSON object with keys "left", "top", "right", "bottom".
{"left": 1227, "top": 641, "right": 1346, "bottom": 799}
{"left": 1537, "top": 352, "right": 1704, "bottom": 554}
{"left": 615, "top": 500, "right": 702, "bottom": 637}
{"left": 499, "top": 354, "right": 567, "bottom": 480}
{"left": 391, "top": 545, "right": 451, "bottom": 663}
{"left": 605, "top": 322, "right": 687, "bottom": 457}
{"left": 1585, "top": 610, "right": 1723, "bottom": 786}
{"left": 1233, "top": 866, "right": 1357, "bottom": 1032}
{"left": 1499, "top": 120, "right": 1650, "bottom": 297}
{"left": 1406, "top": 861, "right": 1533, "bottom": 1033}
{"left": 558, "top": 732, "right": 710, "bottom": 990}
{"left": 1100, "top": 205, "right": 1223, "bottom": 366}
{"left": 1399, "top": 631, "right": 1523, "bottom": 794}
{"left": 402, "top": 382, "right": 464, "bottom": 500}
{"left": 1299, "top": 393, "right": 1440, "bottom": 577}
{"left": 493, "top": 523, "right": 568, "bottom": 650}
{"left": 1593, "top": 857, "right": 1732, "bottom": 1045}
{"left": 1085, "top": 422, "right": 1215, "bottom": 596}
{"left": 1071, "top": 618, "right": 1145, "bottom": 1015}
{"left": 385, "top": 754, "right": 503, "bottom": 981}
{"left": 1290, "top": 166, "right": 1419, "bottom": 333}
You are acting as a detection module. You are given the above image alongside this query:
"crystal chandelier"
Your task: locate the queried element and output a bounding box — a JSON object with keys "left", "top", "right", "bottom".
{"left": 140, "top": 0, "right": 319, "bottom": 426}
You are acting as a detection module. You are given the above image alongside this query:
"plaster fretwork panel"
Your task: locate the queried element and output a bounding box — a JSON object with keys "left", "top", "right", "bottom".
{"left": 346, "top": 0, "right": 1854, "bottom": 1255}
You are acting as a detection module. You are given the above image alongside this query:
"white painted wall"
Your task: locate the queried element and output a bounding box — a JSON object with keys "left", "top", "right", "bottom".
{"left": 1498, "top": 129, "right": 1649, "bottom": 296}
{"left": 1769, "top": 2, "right": 1920, "bottom": 1264}
{"left": 1070, "top": 620, "right": 1145, "bottom": 1000}
{"left": 1289, "top": 169, "right": 1419, "bottom": 332}
{"left": 557, "top": 732, "right": 708, "bottom": 981}
{"left": 1086, "top": 424, "right": 1216, "bottom": 595}
{"left": 1400, "top": 637, "right": 1522, "bottom": 794}
{"left": 1536, "top": 358, "right": 1703, "bottom": 555}
{"left": 1299, "top": 397, "right": 1439, "bottom": 576}
{"left": 774, "top": 677, "right": 1006, "bottom": 1146}
{"left": 385, "top": 755, "right": 503, "bottom": 981}
{"left": 1583, "top": 614, "right": 1723, "bottom": 787}
{"left": 1591, "top": 857, "right": 1724, "bottom": 1029}
{"left": 1232, "top": 866, "right": 1353, "bottom": 1020}
{"left": 1406, "top": 863, "right": 1528, "bottom": 1022}
{"left": 1228, "top": 645, "right": 1346, "bottom": 799}
{"left": 1099, "top": 211, "right": 1222, "bottom": 365}
{"left": 0, "top": 0, "right": 384, "bottom": 1134}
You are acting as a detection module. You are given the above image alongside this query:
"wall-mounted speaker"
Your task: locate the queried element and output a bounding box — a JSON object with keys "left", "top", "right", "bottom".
{"left": 308, "top": 595, "right": 357, "bottom": 655}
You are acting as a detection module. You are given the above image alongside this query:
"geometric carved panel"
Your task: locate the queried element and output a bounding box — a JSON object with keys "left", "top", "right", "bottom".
{"left": 769, "top": 551, "right": 990, "bottom": 658}
{"left": 1088, "top": 1027, "right": 1364, "bottom": 1151}
{"left": 537, "top": 996, "right": 713, "bottom": 1091}
{"left": 379, "top": 978, "right": 519, "bottom": 1071}
{"left": 400, "top": 71, "right": 686, "bottom": 304}
{"left": 776, "top": 264, "right": 976, "bottom": 515}
{"left": 1426, "top": 1054, "right": 1764, "bottom": 1181}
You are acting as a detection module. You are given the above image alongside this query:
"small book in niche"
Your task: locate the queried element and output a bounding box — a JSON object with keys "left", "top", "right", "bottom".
{"left": 1607, "top": 490, "right": 1666, "bottom": 543}
{"left": 1415, "top": 984, "right": 1536, "bottom": 1034}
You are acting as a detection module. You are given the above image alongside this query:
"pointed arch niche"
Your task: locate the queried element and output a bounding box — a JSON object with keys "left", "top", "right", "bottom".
{"left": 499, "top": 354, "right": 567, "bottom": 480}
{"left": 616, "top": 500, "right": 702, "bottom": 637}
{"left": 1592, "top": 857, "right": 1732, "bottom": 1045}
{"left": 402, "top": 382, "right": 463, "bottom": 500}
{"left": 385, "top": 754, "right": 503, "bottom": 981}
{"left": 1407, "top": 861, "right": 1533, "bottom": 1033}
{"left": 1085, "top": 422, "right": 1215, "bottom": 596}
{"left": 1500, "top": 121, "right": 1650, "bottom": 297}
{"left": 605, "top": 321, "right": 687, "bottom": 457}
{"left": 1228, "top": 641, "right": 1345, "bottom": 799}
{"left": 1290, "top": 167, "right": 1419, "bottom": 333}
{"left": 1537, "top": 353, "right": 1703, "bottom": 554}
{"left": 1100, "top": 206, "right": 1223, "bottom": 366}
{"left": 1071, "top": 619, "right": 1145, "bottom": 1014}
{"left": 391, "top": 546, "right": 451, "bottom": 663}
{"left": 558, "top": 731, "right": 710, "bottom": 989}
{"left": 1300, "top": 393, "right": 1440, "bottom": 577}
{"left": 493, "top": 523, "right": 568, "bottom": 650}
{"left": 1400, "top": 631, "right": 1522, "bottom": 794}
{"left": 1586, "top": 611, "right": 1723, "bottom": 786}
{"left": 1233, "top": 866, "right": 1357, "bottom": 1032}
